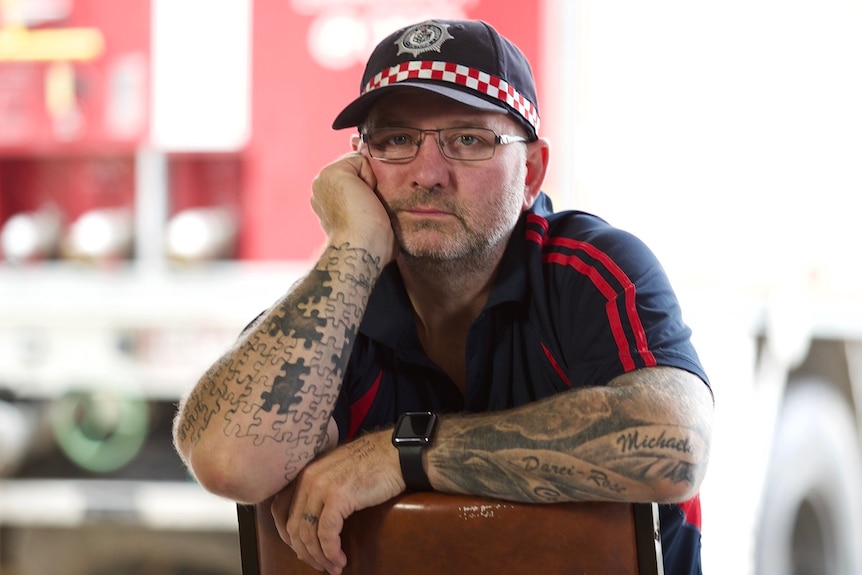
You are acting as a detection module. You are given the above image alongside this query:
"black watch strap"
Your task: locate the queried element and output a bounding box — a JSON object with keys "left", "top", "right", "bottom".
{"left": 398, "top": 444, "right": 433, "bottom": 491}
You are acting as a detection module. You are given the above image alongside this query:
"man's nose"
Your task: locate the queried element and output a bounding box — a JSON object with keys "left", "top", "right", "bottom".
{"left": 416, "top": 131, "right": 447, "bottom": 158}
{"left": 411, "top": 132, "right": 450, "bottom": 188}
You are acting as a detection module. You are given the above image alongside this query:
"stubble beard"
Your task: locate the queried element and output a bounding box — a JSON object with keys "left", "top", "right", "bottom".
{"left": 391, "top": 184, "right": 525, "bottom": 272}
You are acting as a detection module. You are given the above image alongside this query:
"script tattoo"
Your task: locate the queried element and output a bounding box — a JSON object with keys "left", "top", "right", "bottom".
{"left": 428, "top": 367, "right": 710, "bottom": 504}
{"left": 616, "top": 429, "right": 693, "bottom": 455}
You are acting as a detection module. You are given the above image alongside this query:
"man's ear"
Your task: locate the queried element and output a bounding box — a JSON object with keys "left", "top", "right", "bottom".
{"left": 350, "top": 134, "right": 362, "bottom": 152}
{"left": 523, "top": 138, "right": 550, "bottom": 209}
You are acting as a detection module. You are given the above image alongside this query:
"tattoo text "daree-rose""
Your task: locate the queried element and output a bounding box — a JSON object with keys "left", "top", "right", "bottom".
{"left": 522, "top": 456, "right": 575, "bottom": 477}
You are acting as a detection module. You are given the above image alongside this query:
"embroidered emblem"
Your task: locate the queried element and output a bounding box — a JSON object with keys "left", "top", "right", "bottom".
{"left": 395, "top": 21, "right": 454, "bottom": 57}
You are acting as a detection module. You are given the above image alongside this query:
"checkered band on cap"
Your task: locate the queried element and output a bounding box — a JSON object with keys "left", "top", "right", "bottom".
{"left": 363, "top": 60, "right": 540, "bottom": 133}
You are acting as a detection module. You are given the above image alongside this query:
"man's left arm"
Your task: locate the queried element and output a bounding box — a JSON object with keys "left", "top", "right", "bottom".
{"left": 426, "top": 365, "right": 713, "bottom": 504}
{"left": 275, "top": 365, "right": 711, "bottom": 574}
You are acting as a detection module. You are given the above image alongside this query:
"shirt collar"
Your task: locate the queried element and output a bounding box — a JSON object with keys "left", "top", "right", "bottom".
{"left": 485, "top": 191, "right": 554, "bottom": 307}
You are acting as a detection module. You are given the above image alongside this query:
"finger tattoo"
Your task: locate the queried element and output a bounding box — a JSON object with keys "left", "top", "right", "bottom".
{"left": 302, "top": 513, "right": 319, "bottom": 526}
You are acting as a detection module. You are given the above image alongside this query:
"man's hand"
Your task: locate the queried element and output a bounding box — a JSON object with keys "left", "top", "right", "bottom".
{"left": 271, "top": 430, "right": 405, "bottom": 574}
{"left": 311, "top": 152, "right": 397, "bottom": 265}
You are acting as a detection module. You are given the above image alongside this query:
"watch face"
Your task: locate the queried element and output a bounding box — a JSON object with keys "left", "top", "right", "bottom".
{"left": 393, "top": 412, "right": 437, "bottom": 446}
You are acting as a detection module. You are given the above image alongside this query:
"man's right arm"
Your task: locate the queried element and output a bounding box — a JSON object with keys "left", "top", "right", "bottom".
{"left": 173, "top": 243, "right": 381, "bottom": 503}
{"left": 173, "top": 152, "right": 392, "bottom": 504}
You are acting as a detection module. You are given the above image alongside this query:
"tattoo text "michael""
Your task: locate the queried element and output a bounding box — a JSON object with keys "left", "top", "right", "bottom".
{"left": 616, "top": 430, "right": 692, "bottom": 454}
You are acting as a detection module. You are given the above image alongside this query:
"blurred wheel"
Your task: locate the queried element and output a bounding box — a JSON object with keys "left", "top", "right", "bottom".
{"left": 49, "top": 389, "right": 149, "bottom": 473}
{"left": 756, "top": 382, "right": 862, "bottom": 575}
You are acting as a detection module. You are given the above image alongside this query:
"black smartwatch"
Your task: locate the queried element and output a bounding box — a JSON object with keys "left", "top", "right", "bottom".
{"left": 392, "top": 412, "right": 438, "bottom": 491}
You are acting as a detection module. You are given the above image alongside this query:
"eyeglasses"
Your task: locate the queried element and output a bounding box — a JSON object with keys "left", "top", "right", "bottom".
{"left": 360, "top": 127, "right": 528, "bottom": 162}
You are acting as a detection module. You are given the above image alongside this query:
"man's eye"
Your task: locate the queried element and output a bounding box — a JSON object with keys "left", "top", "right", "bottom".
{"left": 389, "top": 135, "right": 412, "bottom": 146}
{"left": 448, "top": 131, "right": 491, "bottom": 147}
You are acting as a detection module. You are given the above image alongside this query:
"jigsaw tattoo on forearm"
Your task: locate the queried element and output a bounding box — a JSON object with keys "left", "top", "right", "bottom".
{"left": 176, "top": 243, "right": 381, "bottom": 478}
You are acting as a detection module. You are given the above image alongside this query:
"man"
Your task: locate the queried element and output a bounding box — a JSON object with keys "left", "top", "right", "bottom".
{"left": 174, "top": 19, "right": 713, "bottom": 575}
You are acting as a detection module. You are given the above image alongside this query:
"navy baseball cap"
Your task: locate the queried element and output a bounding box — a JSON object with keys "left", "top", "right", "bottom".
{"left": 332, "top": 19, "right": 540, "bottom": 140}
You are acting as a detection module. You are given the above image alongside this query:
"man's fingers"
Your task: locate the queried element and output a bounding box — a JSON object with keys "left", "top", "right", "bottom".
{"left": 318, "top": 508, "right": 348, "bottom": 571}
{"left": 270, "top": 489, "right": 294, "bottom": 544}
{"left": 295, "top": 507, "right": 344, "bottom": 574}
{"left": 282, "top": 483, "right": 309, "bottom": 546}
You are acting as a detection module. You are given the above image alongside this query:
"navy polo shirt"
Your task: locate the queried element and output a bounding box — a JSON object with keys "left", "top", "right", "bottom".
{"left": 331, "top": 192, "right": 710, "bottom": 575}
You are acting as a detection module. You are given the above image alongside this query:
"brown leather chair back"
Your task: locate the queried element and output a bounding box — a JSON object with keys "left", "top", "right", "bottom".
{"left": 237, "top": 493, "right": 663, "bottom": 575}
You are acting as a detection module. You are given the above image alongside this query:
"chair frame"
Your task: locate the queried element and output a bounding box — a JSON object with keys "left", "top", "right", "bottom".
{"left": 238, "top": 493, "right": 663, "bottom": 575}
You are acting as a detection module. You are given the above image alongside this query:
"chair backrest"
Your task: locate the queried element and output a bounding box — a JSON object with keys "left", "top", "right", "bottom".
{"left": 237, "top": 492, "right": 663, "bottom": 575}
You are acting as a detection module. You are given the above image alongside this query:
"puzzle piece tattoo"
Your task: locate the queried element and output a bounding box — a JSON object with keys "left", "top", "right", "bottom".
{"left": 204, "top": 243, "right": 380, "bottom": 471}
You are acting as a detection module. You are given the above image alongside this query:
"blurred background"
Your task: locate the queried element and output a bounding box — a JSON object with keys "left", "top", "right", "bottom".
{"left": 0, "top": 1, "right": 861, "bottom": 574}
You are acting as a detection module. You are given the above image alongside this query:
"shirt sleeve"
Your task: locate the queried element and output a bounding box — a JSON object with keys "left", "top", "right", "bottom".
{"left": 542, "top": 215, "right": 710, "bottom": 391}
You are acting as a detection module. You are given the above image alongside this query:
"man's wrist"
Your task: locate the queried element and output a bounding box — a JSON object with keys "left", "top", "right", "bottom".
{"left": 397, "top": 445, "right": 433, "bottom": 491}
{"left": 328, "top": 230, "right": 393, "bottom": 266}
{"left": 392, "top": 412, "right": 438, "bottom": 491}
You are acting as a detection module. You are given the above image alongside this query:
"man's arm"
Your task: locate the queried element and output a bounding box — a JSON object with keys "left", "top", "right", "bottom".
{"left": 172, "top": 244, "right": 380, "bottom": 503}
{"left": 274, "top": 365, "right": 712, "bottom": 574}
{"left": 427, "top": 366, "right": 713, "bottom": 504}
{"left": 172, "top": 153, "right": 393, "bottom": 504}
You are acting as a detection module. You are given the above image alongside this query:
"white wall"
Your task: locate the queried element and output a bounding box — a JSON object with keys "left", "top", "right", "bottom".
{"left": 544, "top": 0, "right": 862, "bottom": 298}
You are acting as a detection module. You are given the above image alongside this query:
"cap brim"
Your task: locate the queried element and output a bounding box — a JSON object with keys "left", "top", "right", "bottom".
{"left": 331, "top": 82, "right": 508, "bottom": 130}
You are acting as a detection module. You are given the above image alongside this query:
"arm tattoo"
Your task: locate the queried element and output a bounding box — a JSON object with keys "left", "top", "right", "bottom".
{"left": 175, "top": 243, "right": 381, "bottom": 479}
{"left": 428, "top": 368, "right": 711, "bottom": 503}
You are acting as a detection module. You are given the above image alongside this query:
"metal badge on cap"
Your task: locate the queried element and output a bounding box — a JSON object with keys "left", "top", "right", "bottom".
{"left": 395, "top": 21, "right": 454, "bottom": 57}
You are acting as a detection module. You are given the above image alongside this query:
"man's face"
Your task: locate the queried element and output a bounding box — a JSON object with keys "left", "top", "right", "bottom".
{"left": 360, "top": 91, "right": 535, "bottom": 262}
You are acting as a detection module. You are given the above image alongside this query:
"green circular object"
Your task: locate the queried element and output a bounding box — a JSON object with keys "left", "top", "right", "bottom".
{"left": 50, "top": 388, "right": 149, "bottom": 473}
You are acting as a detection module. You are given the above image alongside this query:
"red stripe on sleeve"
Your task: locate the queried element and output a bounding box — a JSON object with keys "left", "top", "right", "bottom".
{"left": 544, "top": 251, "right": 636, "bottom": 371}
{"left": 679, "top": 493, "right": 702, "bottom": 529}
{"left": 548, "top": 237, "right": 656, "bottom": 367}
{"left": 526, "top": 213, "right": 656, "bottom": 371}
